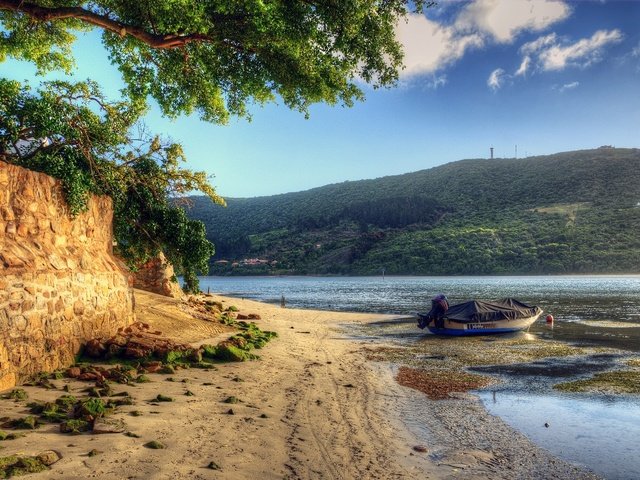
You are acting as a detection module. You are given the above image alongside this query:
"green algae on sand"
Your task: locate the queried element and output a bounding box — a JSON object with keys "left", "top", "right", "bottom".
{"left": 0, "top": 455, "right": 48, "bottom": 478}
{"left": 554, "top": 370, "right": 640, "bottom": 394}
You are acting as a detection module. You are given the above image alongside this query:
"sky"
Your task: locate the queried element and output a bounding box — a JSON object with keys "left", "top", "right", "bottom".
{"left": 2, "top": 0, "right": 640, "bottom": 198}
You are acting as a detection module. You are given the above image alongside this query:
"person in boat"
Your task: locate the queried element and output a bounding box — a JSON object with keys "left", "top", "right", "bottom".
{"left": 418, "top": 294, "right": 449, "bottom": 329}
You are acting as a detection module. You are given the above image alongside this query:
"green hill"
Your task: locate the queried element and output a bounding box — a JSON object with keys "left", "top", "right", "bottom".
{"left": 186, "top": 148, "right": 640, "bottom": 275}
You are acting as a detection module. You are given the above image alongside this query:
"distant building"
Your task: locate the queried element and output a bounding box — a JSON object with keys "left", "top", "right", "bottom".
{"left": 240, "top": 258, "right": 270, "bottom": 266}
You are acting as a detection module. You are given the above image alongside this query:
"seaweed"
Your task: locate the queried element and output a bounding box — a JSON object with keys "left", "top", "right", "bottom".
{"left": 554, "top": 371, "right": 640, "bottom": 394}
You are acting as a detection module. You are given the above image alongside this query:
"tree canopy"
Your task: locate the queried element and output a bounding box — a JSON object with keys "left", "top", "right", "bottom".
{"left": 0, "top": 0, "right": 429, "bottom": 292}
{"left": 1, "top": 0, "right": 428, "bottom": 121}
{"left": 0, "top": 78, "right": 225, "bottom": 291}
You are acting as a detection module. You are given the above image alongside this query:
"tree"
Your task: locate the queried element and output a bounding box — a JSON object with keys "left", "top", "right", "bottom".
{"left": 0, "top": 0, "right": 430, "bottom": 291}
{"left": 0, "top": 78, "right": 224, "bottom": 292}
{"left": 0, "top": 0, "right": 429, "bottom": 120}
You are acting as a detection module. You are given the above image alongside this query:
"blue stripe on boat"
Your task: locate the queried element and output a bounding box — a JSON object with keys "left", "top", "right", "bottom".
{"left": 427, "top": 327, "right": 524, "bottom": 336}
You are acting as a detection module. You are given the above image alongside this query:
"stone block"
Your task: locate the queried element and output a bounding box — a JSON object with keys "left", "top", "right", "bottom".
{"left": 54, "top": 235, "right": 66, "bottom": 247}
{"left": 22, "top": 299, "right": 34, "bottom": 311}
{"left": 0, "top": 372, "right": 16, "bottom": 392}
{"left": 49, "top": 254, "right": 66, "bottom": 270}
{"left": 16, "top": 223, "right": 29, "bottom": 237}
{"left": 1, "top": 206, "right": 14, "bottom": 221}
{"left": 73, "top": 300, "right": 85, "bottom": 315}
{"left": 0, "top": 161, "right": 133, "bottom": 384}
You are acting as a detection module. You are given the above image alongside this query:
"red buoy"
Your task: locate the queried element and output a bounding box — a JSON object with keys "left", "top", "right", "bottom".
{"left": 546, "top": 314, "right": 554, "bottom": 324}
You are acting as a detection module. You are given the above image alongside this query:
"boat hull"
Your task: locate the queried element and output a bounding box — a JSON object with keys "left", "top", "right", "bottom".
{"left": 426, "top": 313, "right": 542, "bottom": 336}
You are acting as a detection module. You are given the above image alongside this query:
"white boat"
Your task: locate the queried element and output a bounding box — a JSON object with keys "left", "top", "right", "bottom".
{"left": 417, "top": 298, "right": 543, "bottom": 336}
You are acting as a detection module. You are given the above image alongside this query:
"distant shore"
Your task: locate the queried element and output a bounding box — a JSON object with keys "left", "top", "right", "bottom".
{"left": 3, "top": 291, "right": 600, "bottom": 479}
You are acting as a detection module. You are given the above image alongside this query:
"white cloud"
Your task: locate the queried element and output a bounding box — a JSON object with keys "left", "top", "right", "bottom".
{"left": 488, "top": 68, "right": 506, "bottom": 91}
{"left": 511, "top": 29, "right": 624, "bottom": 79}
{"left": 521, "top": 33, "right": 558, "bottom": 55}
{"left": 631, "top": 41, "right": 640, "bottom": 58}
{"left": 426, "top": 74, "right": 448, "bottom": 89}
{"left": 558, "top": 81, "right": 579, "bottom": 92}
{"left": 538, "top": 29, "right": 623, "bottom": 70}
{"left": 455, "top": 0, "right": 570, "bottom": 43}
{"left": 397, "top": 13, "right": 483, "bottom": 77}
{"left": 515, "top": 55, "right": 531, "bottom": 76}
{"left": 396, "top": 1, "right": 570, "bottom": 79}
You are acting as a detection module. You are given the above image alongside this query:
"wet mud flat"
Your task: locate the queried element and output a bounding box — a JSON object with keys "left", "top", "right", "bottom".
{"left": 354, "top": 317, "right": 640, "bottom": 479}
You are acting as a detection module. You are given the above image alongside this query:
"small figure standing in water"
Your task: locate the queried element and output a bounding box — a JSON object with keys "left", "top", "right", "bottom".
{"left": 280, "top": 295, "right": 286, "bottom": 308}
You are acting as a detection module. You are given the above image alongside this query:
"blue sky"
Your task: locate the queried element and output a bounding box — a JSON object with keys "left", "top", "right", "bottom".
{"left": 3, "top": 0, "right": 639, "bottom": 198}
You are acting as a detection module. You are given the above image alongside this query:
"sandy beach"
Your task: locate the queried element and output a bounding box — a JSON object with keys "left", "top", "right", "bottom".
{"left": 0, "top": 290, "right": 600, "bottom": 479}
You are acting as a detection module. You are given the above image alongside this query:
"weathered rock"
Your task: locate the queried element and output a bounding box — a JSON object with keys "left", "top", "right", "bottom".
{"left": 84, "top": 340, "right": 107, "bottom": 358}
{"left": 142, "top": 361, "right": 163, "bottom": 374}
{"left": 144, "top": 440, "right": 165, "bottom": 449}
{"left": 124, "top": 346, "right": 150, "bottom": 359}
{"left": 187, "top": 349, "right": 203, "bottom": 363}
{"left": 132, "top": 252, "right": 182, "bottom": 298}
{"left": 92, "top": 417, "right": 126, "bottom": 434}
{"left": 60, "top": 419, "right": 90, "bottom": 434}
{"left": 36, "top": 450, "right": 61, "bottom": 466}
{"left": 107, "top": 335, "right": 129, "bottom": 348}
{"left": 66, "top": 367, "right": 82, "bottom": 378}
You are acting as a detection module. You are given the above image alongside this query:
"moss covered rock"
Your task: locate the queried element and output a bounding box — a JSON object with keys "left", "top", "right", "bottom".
{"left": 0, "top": 455, "right": 48, "bottom": 477}
{"left": 60, "top": 419, "right": 91, "bottom": 434}
{"left": 144, "top": 440, "right": 165, "bottom": 449}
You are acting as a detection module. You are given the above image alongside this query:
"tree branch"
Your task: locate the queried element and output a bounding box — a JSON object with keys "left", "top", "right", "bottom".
{"left": 0, "top": 0, "right": 215, "bottom": 48}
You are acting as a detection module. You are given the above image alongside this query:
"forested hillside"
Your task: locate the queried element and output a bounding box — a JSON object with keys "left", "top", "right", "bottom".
{"left": 186, "top": 148, "right": 640, "bottom": 275}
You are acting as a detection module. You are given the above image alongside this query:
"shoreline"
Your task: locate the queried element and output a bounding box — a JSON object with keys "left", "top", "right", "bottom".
{"left": 1, "top": 291, "right": 600, "bottom": 479}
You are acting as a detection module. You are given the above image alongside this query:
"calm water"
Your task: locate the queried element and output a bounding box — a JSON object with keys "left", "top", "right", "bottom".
{"left": 200, "top": 275, "right": 640, "bottom": 479}
{"left": 478, "top": 392, "right": 640, "bottom": 479}
{"left": 200, "top": 275, "right": 640, "bottom": 350}
{"left": 199, "top": 274, "right": 640, "bottom": 318}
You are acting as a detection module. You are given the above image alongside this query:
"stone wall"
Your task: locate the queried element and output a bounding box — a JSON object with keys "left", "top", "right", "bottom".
{"left": 132, "top": 252, "right": 183, "bottom": 298}
{"left": 0, "top": 161, "right": 134, "bottom": 390}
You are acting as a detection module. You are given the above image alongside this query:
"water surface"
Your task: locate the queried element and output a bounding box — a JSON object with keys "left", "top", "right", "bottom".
{"left": 479, "top": 391, "right": 640, "bottom": 480}
{"left": 200, "top": 275, "right": 640, "bottom": 351}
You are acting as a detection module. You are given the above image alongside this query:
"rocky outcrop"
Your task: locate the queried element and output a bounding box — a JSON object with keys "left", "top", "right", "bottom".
{"left": 132, "top": 252, "right": 183, "bottom": 298}
{"left": 0, "top": 161, "right": 134, "bottom": 389}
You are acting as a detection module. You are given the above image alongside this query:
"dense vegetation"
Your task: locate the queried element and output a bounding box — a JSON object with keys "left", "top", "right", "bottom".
{"left": 1, "top": 0, "right": 430, "bottom": 121}
{"left": 0, "top": 79, "right": 223, "bottom": 292}
{"left": 1, "top": 1, "right": 432, "bottom": 291}
{"left": 186, "top": 148, "right": 640, "bottom": 276}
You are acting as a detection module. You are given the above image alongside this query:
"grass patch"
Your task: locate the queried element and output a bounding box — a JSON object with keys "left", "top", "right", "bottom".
{"left": 2, "top": 390, "right": 28, "bottom": 402}
{"left": 0, "top": 455, "right": 48, "bottom": 477}
{"left": 554, "top": 371, "right": 640, "bottom": 394}
{"left": 144, "top": 441, "right": 165, "bottom": 449}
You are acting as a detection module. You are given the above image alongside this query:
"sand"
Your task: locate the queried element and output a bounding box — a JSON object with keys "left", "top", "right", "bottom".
{"left": 0, "top": 290, "right": 600, "bottom": 479}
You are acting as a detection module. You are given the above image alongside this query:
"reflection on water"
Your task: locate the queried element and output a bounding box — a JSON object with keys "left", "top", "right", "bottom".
{"left": 479, "top": 392, "right": 640, "bottom": 480}
{"left": 200, "top": 275, "right": 640, "bottom": 351}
